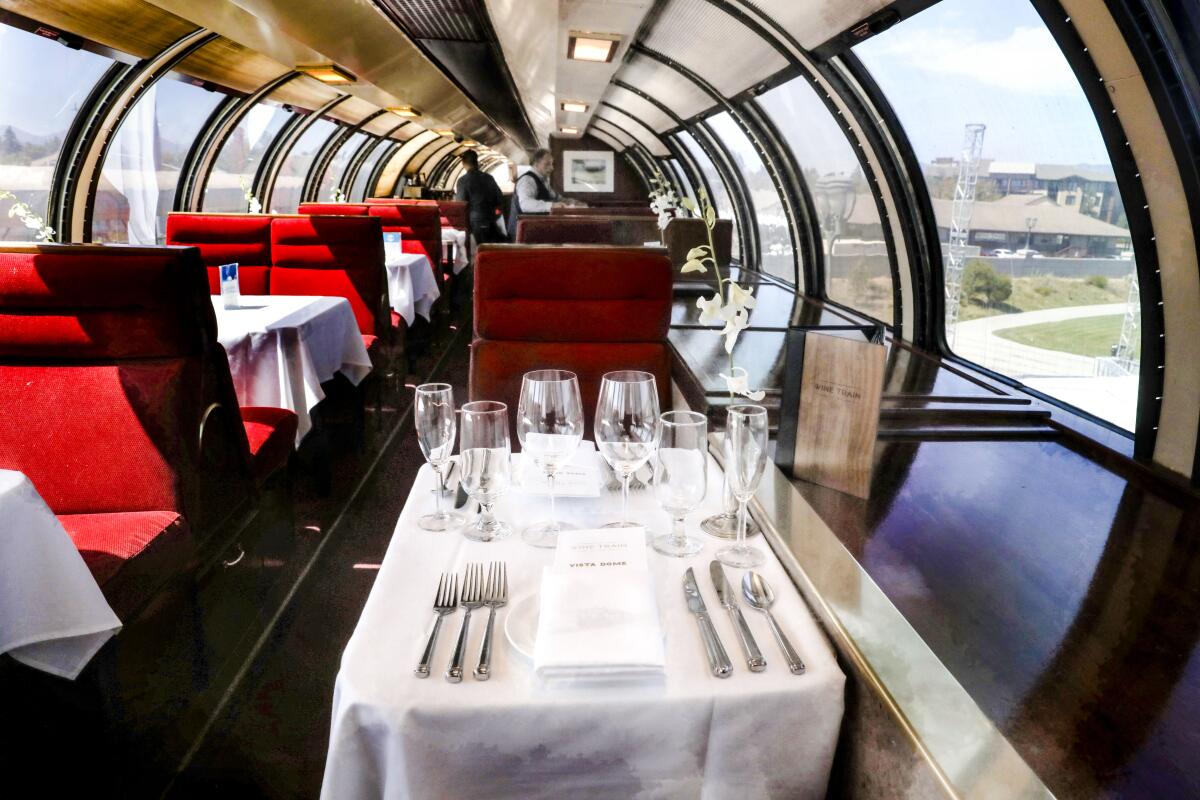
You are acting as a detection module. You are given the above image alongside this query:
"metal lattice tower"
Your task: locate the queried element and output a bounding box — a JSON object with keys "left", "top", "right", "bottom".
{"left": 944, "top": 123, "right": 987, "bottom": 345}
{"left": 1113, "top": 265, "right": 1140, "bottom": 374}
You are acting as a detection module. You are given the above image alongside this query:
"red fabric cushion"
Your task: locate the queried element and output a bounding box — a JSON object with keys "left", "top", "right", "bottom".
{"left": 240, "top": 406, "right": 297, "bottom": 483}
{"left": 516, "top": 218, "right": 614, "bottom": 245}
{"left": 469, "top": 340, "right": 671, "bottom": 434}
{"left": 58, "top": 511, "right": 191, "bottom": 617}
{"left": 297, "top": 203, "right": 370, "bottom": 216}
{"left": 204, "top": 265, "right": 269, "bottom": 295}
{"left": 367, "top": 204, "right": 441, "bottom": 266}
{"left": 270, "top": 269, "right": 377, "bottom": 336}
{"left": 437, "top": 200, "right": 468, "bottom": 231}
{"left": 473, "top": 246, "right": 672, "bottom": 342}
{"left": 165, "top": 213, "right": 273, "bottom": 268}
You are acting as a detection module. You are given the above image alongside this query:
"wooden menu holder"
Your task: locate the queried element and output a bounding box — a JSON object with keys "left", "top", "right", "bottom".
{"left": 775, "top": 325, "right": 886, "bottom": 498}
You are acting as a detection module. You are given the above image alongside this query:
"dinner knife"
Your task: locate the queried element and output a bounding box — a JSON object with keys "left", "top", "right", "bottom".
{"left": 683, "top": 568, "right": 732, "bottom": 678}
{"left": 709, "top": 561, "right": 766, "bottom": 672}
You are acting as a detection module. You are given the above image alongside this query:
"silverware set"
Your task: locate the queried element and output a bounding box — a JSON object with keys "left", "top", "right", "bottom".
{"left": 416, "top": 562, "right": 508, "bottom": 682}
{"left": 684, "top": 561, "right": 804, "bottom": 678}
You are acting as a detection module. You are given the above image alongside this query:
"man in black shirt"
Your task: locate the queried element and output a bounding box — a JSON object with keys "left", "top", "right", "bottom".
{"left": 454, "top": 149, "right": 504, "bottom": 245}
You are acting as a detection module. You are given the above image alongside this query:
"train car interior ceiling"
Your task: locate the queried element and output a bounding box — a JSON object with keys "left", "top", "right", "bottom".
{"left": 1, "top": 0, "right": 1198, "bottom": 797}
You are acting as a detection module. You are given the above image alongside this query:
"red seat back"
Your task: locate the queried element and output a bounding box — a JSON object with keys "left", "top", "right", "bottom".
{"left": 365, "top": 203, "right": 442, "bottom": 273}
{"left": 165, "top": 213, "right": 274, "bottom": 295}
{"left": 516, "top": 217, "right": 615, "bottom": 245}
{"left": 470, "top": 245, "right": 673, "bottom": 431}
{"left": 296, "top": 203, "right": 370, "bottom": 217}
{"left": 437, "top": 200, "right": 468, "bottom": 231}
{"left": 550, "top": 206, "right": 654, "bottom": 217}
{"left": 0, "top": 244, "right": 251, "bottom": 526}
{"left": 269, "top": 215, "right": 385, "bottom": 337}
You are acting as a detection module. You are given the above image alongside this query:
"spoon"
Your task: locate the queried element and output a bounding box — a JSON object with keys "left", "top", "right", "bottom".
{"left": 742, "top": 572, "right": 805, "bottom": 675}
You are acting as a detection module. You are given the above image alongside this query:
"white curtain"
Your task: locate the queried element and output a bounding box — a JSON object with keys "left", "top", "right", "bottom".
{"left": 102, "top": 85, "right": 159, "bottom": 244}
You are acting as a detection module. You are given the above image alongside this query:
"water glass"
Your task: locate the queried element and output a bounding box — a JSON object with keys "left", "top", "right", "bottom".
{"left": 716, "top": 405, "right": 768, "bottom": 568}
{"left": 459, "top": 400, "right": 512, "bottom": 542}
{"left": 516, "top": 369, "right": 584, "bottom": 548}
{"left": 414, "top": 383, "right": 463, "bottom": 532}
{"left": 651, "top": 411, "right": 708, "bottom": 557}
{"left": 595, "top": 371, "right": 660, "bottom": 528}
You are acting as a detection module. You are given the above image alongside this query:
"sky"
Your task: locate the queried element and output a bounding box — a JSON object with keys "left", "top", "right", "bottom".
{"left": 854, "top": 0, "right": 1113, "bottom": 167}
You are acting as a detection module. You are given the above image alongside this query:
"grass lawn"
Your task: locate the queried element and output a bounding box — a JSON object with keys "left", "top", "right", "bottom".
{"left": 957, "top": 275, "right": 1129, "bottom": 322}
{"left": 994, "top": 314, "right": 1138, "bottom": 358}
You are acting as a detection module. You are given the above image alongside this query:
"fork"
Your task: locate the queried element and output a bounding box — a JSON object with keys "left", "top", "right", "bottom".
{"left": 415, "top": 572, "right": 457, "bottom": 678}
{"left": 446, "top": 563, "right": 484, "bottom": 683}
{"left": 474, "top": 562, "right": 508, "bottom": 681}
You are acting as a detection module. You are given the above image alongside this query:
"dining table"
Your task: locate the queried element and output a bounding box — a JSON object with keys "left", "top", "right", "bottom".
{"left": 441, "top": 228, "right": 469, "bottom": 274}
{"left": 322, "top": 448, "right": 844, "bottom": 799}
{"left": 212, "top": 295, "right": 373, "bottom": 443}
{"left": 385, "top": 251, "right": 440, "bottom": 327}
{"left": 0, "top": 470, "right": 121, "bottom": 680}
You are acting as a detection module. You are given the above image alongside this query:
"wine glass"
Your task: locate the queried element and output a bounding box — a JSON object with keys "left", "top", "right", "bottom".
{"left": 414, "top": 383, "right": 464, "bottom": 532}
{"left": 716, "top": 405, "right": 768, "bottom": 568}
{"left": 459, "top": 400, "right": 512, "bottom": 542}
{"left": 651, "top": 411, "right": 708, "bottom": 557}
{"left": 516, "top": 369, "right": 584, "bottom": 548}
{"left": 595, "top": 370, "right": 660, "bottom": 528}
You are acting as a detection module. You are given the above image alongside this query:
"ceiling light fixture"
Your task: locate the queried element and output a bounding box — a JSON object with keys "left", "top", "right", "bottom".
{"left": 559, "top": 127, "right": 579, "bottom": 135}
{"left": 296, "top": 63, "right": 357, "bottom": 85}
{"left": 434, "top": 129, "right": 455, "bottom": 136}
{"left": 567, "top": 32, "right": 621, "bottom": 63}
{"left": 461, "top": 139, "right": 479, "bottom": 147}
{"left": 561, "top": 100, "right": 589, "bottom": 113}
{"left": 388, "top": 106, "right": 421, "bottom": 118}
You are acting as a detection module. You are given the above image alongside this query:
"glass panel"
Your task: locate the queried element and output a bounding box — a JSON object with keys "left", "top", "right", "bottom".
{"left": 759, "top": 79, "right": 894, "bottom": 320}
{"left": 707, "top": 112, "right": 795, "bottom": 285}
{"left": 350, "top": 138, "right": 388, "bottom": 201}
{"left": 204, "top": 99, "right": 292, "bottom": 212}
{"left": 95, "top": 78, "right": 224, "bottom": 244}
{"left": 316, "top": 130, "right": 366, "bottom": 203}
{"left": 489, "top": 160, "right": 513, "bottom": 193}
{"left": 676, "top": 130, "right": 740, "bottom": 258}
{"left": 0, "top": 25, "right": 113, "bottom": 240}
{"left": 270, "top": 117, "right": 336, "bottom": 213}
{"left": 665, "top": 158, "right": 693, "bottom": 200}
{"left": 856, "top": 0, "right": 1137, "bottom": 430}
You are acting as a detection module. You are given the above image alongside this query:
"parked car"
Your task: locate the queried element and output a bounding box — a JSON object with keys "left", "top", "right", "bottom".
{"left": 1014, "top": 248, "right": 1041, "bottom": 258}
{"left": 989, "top": 248, "right": 1014, "bottom": 258}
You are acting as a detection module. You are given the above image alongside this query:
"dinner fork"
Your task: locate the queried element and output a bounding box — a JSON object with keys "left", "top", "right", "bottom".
{"left": 415, "top": 572, "right": 457, "bottom": 678}
{"left": 446, "top": 563, "right": 484, "bottom": 683}
{"left": 474, "top": 562, "right": 508, "bottom": 681}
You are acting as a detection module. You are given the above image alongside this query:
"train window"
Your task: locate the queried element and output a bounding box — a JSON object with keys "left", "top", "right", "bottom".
{"left": 856, "top": 0, "right": 1137, "bottom": 431}
{"left": 675, "top": 129, "right": 740, "bottom": 259}
{"left": 707, "top": 112, "right": 795, "bottom": 286}
{"left": 270, "top": 117, "right": 336, "bottom": 213}
{"left": 94, "top": 78, "right": 223, "bottom": 244}
{"left": 0, "top": 25, "right": 113, "bottom": 240}
{"left": 666, "top": 159, "right": 694, "bottom": 200}
{"left": 489, "top": 161, "right": 513, "bottom": 193}
{"left": 316, "top": 130, "right": 367, "bottom": 202}
{"left": 350, "top": 138, "right": 389, "bottom": 201}
{"left": 204, "top": 99, "right": 292, "bottom": 212}
{"left": 758, "top": 78, "right": 894, "bottom": 322}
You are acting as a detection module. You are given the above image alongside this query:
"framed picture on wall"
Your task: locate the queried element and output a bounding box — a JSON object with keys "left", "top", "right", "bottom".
{"left": 562, "top": 150, "right": 615, "bottom": 193}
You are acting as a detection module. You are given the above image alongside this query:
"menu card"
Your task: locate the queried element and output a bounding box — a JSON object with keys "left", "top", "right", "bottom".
{"left": 383, "top": 232, "right": 403, "bottom": 265}
{"left": 517, "top": 439, "right": 601, "bottom": 497}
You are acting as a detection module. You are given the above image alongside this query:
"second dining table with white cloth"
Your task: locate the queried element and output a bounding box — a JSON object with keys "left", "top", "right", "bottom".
{"left": 441, "top": 228, "right": 468, "bottom": 274}
{"left": 385, "top": 251, "right": 440, "bottom": 327}
{"left": 322, "top": 449, "right": 844, "bottom": 799}
{"left": 0, "top": 470, "right": 121, "bottom": 680}
{"left": 212, "top": 295, "right": 373, "bottom": 443}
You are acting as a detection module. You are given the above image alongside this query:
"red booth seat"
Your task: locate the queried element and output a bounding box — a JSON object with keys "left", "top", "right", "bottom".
{"left": 165, "top": 213, "right": 273, "bottom": 295}
{"left": 470, "top": 245, "right": 673, "bottom": 431}
{"left": 437, "top": 200, "right": 468, "bottom": 231}
{"left": 516, "top": 217, "right": 615, "bottom": 245}
{"left": 298, "top": 201, "right": 442, "bottom": 280}
{"left": 295, "top": 203, "right": 371, "bottom": 217}
{"left": 551, "top": 206, "right": 655, "bottom": 216}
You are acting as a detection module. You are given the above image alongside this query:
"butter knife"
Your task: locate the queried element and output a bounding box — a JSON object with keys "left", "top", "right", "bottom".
{"left": 683, "top": 568, "right": 732, "bottom": 678}
{"left": 710, "top": 561, "right": 766, "bottom": 672}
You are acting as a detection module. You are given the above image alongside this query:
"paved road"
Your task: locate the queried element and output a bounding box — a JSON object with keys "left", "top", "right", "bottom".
{"left": 950, "top": 303, "right": 1126, "bottom": 378}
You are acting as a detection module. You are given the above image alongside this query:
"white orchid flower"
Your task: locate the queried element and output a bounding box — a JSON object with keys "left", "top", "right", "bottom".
{"left": 248, "top": 197, "right": 263, "bottom": 214}
{"left": 727, "top": 281, "right": 757, "bottom": 311}
{"left": 696, "top": 293, "right": 723, "bottom": 324}
{"left": 657, "top": 210, "right": 672, "bottom": 231}
{"left": 719, "top": 366, "right": 765, "bottom": 401}
{"left": 718, "top": 304, "right": 749, "bottom": 353}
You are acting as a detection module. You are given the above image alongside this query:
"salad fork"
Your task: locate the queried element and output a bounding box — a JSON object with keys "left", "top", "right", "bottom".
{"left": 446, "top": 563, "right": 484, "bottom": 682}
{"left": 415, "top": 572, "right": 457, "bottom": 678}
{"left": 474, "top": 562, "right": 508, "bottom": 680}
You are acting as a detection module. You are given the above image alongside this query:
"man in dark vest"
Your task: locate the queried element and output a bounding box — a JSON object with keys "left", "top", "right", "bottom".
{"left": 454, "top": 149, "right": 503, "bottom": 244}
{"left": 507, "top": 147, "right": 583, "bottom": 240}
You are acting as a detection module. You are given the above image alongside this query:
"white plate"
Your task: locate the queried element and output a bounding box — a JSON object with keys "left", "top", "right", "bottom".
{"left": 503, "top": 591, "right": 539, "bottom": 663}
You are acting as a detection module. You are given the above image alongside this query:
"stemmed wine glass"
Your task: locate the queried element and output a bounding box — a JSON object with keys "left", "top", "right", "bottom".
{"left": 595, "top": 371, "right": 660, "bottom": 529}
{"left": 459, "top": 400, "right": 512, "bottom": 542}
{"left": 716, "top": 405, "right": 768, "bottom": 568}
{"left": 651, "top": 411, "right": 708, "bottom": 557}
{"left": 414, "top": 383, "right": 464, "bottom": 532}
{"left": 516, "top": 369, "right": 585, "bottom": 548}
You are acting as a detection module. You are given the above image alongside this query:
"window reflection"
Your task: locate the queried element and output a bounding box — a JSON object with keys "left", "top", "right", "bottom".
{"left": 0, "top": 25, "right": 113, "bottom": 240}
{"left": 271, "top": 117, "right": 336, "bottom": 213}
{"left": 317, "top": 130, "right": 367, "bottom": 203}
{"left": 758, "top": 79, "right": 893, "bottom": 322}
{"left": 707, "top": 112, "right": 796, "bottom": 285}
{"left": 675, "top": 130, "right": 740, "bottom": 259}
{"left": 95, "top": 78, "right": 224, "bottom": 244}
{"left": 856, "top": 0, "right": 1137, "bottom": 430}
{"left": 205, "top": 100, "right": 292, "bottom": 212}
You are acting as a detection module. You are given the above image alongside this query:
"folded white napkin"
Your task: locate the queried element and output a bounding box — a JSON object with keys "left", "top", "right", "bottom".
{"left": 533, "top": 564, "right": 665, "bottom": 685}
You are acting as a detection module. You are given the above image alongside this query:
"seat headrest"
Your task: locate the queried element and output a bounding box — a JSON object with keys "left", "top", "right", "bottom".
{"left": 297, "top": 203, "right": 370, "bottom": 216}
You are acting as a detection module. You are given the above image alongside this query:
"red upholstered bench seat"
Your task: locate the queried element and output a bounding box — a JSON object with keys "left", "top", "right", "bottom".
{"left": 165, "top": 213, "right": 274, "bottom": 295}
{"left": 240, "top": 407, "right": 299, "bottom": 484}
{"left": 516, "top": 217, "right": 615, "bottom": 245}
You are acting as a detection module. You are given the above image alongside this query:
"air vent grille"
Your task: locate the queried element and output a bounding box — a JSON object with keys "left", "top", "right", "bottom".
{"left": 374, "top": 0, "right": 487, "bottom": 41}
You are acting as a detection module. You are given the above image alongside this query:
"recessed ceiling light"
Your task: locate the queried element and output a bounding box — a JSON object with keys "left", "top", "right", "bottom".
{"left": 567, "top": 32, "right": 620, "bottom": 63}
{"left": 560, "top": 127, "right": 579, "bottom": 135}
{"left": 388, "top": 106, "right": 421, "bottom": 118}
{"left": 461, "top": 139, "right": 479, "bottom": 147}
{"left": 296, "top": 63, "right": 356, "bottom": 85}
{"left": 434, "top": 129, "right": 455, "bottom": 136}
{"left": 561, "top": 100, "right": 589, "bottom": 113}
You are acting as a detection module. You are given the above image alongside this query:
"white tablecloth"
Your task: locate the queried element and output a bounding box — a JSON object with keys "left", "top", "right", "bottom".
{"left": 323, "top": 453, "right": 844, "bottom": 799}
{"left": 385, "top": 252, "right": 440, "bottom": 327}
{"left": 442, "top": 228, "right": 468, "bottom": 274}
{"left": 212, "top": 296, "right": 373, "bottom": 442}
{"left": 0, "top": 470, "right": 121, "bottom": 680}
